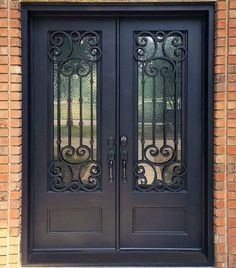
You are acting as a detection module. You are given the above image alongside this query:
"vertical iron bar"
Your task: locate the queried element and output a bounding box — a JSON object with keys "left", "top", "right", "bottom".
{"left": 152, "top": 77, "right": 156, "bottom": 145}
{"left": 96, "top": 62, "right": 99, "bottom": 162}
{"left": 56, "top": 64, "right": 61, "bottom": 159}
{"left": 79, "top": 76, "right": 83, "bottom": 146}
{"left": 180, "top": 59, "right": 183, "bottom": 161}
{"left": 179, "top": 34, "right": 185, "bottom": 162}
{"left": 141, "top": 63, "right": 145, "bottom": 160}
{"left": 90, "top": 65, "right": 94, "bottom": 160}
{"left": 174, "top": 69, "right": 178, "bottom": 159}
{"left": 163, "top": 75, "right": 167, "bottom": 146}
{"left": 67, "top": 76, "right": 72, "bottom": 147}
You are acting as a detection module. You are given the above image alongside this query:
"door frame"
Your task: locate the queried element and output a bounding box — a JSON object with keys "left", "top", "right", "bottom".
{"left": 22, "top": 3, "right": 214, "bottom": 266}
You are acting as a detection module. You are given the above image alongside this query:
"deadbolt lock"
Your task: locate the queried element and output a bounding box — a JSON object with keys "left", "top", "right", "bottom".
{"left": 120, "top": 135, "right": 128, "bottom": 147}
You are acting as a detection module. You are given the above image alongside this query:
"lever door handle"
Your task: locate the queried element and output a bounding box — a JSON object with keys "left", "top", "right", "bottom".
{"left": 108, "top": 151, "right": 114, "bottom": 182}
{"left": 121, "top": 150, "right": 127, "bottom": 182}
{"left": 109, "top": 159, "right": 114, "bottom": 182}
{"left": 120, "top": 136, "right": 128, "bottom": 182}
{"left": 122, "top": 159, "right": 127, "bottom": 181}
{"left": 107, "top": 137, "right": 115, "bottom": 183}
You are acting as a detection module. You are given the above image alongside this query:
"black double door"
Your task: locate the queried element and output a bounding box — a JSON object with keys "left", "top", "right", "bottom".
{"left": 25, "top": 9, "right": 213, "bottom": 266}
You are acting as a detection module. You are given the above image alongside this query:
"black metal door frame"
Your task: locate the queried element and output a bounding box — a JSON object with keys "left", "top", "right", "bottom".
{"left": 22, "top": 3, "right": 214, "bottom": 266}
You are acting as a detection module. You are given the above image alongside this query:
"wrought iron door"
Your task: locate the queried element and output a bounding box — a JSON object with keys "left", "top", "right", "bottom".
{"left": 120, "top": 18, "right": 203, "bottom": 249}
{"left": 22, "top": 4, "right": 214, "bottom": 266}
{"left": 29, "top": 17, "right": 117, "bottom": 250}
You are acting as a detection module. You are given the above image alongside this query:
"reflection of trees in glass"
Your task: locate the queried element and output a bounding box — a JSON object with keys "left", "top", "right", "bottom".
{"left": 52, "top": 32, "right": 99, "bottom": 158}
{"left": 50, "top": 31, "right": 101, "bottom": 192}
{"left": 137, "top": 36, "right": 183, "bottom": 139}
{"left": 134, "top": 32, "right": 186, "bottom": 192}
{"left": 54, "top": 38, "right": 98, "bottom": 125}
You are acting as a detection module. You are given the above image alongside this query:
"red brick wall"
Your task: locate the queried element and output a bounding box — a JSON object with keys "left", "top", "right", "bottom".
{"left": 0, "top": 0, "right": 21, "bottom": 266}
{"left": 215, "top": 0, "right": 236, "bottom": 267}
{"left": 0, "top": 0, "right": 236, "bottom": 267}
{"left": 228, "top": 1, "right": 236, "bottom": 266}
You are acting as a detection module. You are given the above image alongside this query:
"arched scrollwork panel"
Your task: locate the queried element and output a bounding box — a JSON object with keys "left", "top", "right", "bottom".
{"left": 47, "top": 30, "right": 102, "bottom": 192}
{"left": 134, "top": 30, "right": 187, "bottom": 192}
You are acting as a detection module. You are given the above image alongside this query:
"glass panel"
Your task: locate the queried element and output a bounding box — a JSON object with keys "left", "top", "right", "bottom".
{"left": 48, "top": 31, "right": 101, "bottom": 192}
{"left": 134, "top": 31, "right": 187, "bottom": 192}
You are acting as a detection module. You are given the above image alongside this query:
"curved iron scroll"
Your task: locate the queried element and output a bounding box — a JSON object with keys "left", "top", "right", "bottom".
{"left": 48, "top": 31, "right": 102, "bottom": 192}
{"left": 134, "top": 31, "right": 187, "bottom": 192}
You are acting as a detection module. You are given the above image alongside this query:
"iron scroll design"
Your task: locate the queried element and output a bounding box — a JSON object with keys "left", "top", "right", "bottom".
{"left": 134, "top": 31, "right": 187, "bottom": 192}
{"left": 48, "top": 31, "right": 102, "bottom": 192}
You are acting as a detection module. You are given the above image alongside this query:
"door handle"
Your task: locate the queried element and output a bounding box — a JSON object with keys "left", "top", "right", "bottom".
{"left": 107, "top": 137, "right": 115, "bottom": 182}
{"left": 121, "top": 150, "right": 127, "bottom": 182}
{"left": 120, "top": 136, "right": 128, "bottom": 182}
{"left": 108, "top": 152, "right": 114, "bottom": 182}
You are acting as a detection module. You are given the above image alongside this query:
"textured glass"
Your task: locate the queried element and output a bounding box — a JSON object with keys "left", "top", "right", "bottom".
{"left": 134, "top": 31, "right": 187, "bottom": 192}
{"left": 48, "top": 31, "right": 101, "bottom": 192}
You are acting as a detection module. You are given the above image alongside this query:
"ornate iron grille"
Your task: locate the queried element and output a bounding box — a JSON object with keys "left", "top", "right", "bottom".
{"left": 48, "top": 31, "right": 102, "bottom": 192}
{"left": 134, "top": 31, "right": 187, "bottom": 192}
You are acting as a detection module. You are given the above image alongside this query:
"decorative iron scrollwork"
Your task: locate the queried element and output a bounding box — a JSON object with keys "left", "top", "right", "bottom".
{"left": 134, "top": 31, "right": 187, "bottom": 192}
{"left": 48, "top": 31, "right": 101, "bottom": 64}
{"left": 48, "top": 155, "right": 101, "bottom": 192}
{"left": 48, "top": 31, "right": 102, "bottom": 192}
{"left": 134, "top": 31, "right": 187, "bottom": 75}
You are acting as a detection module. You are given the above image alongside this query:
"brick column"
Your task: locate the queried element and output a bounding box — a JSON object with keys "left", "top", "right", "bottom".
{"left": 8, "top": 0, "right": 21, "bottom": 266}
{"left": 0, "top": 0, "right": 21, "bottom": 267}
{"left": 227, "top": 0, "right": 236, "bottom": 266}
{"left": 0, "top": 0, "right": 9, "bottom": 265}
{"left": 214, "top": 1, "right": 229, "bottom": 267}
